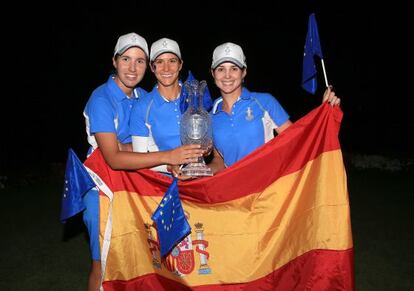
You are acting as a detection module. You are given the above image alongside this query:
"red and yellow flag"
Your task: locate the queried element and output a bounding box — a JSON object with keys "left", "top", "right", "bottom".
{"left": 84, "top": 103, "right": 354, "bottom": 290}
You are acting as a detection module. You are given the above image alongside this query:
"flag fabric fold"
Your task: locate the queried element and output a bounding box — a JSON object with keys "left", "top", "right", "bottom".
{"left": 302, "top": 13, "right": 324, "bottom": 94}
{"left": 60, "top": 148, "right": 95, "bottom": 222}
{"left": 84, "top": 103, "right": 354, "bottom": 290}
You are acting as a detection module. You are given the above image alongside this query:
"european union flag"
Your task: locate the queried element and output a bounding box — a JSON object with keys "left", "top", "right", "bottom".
{"left": 302, "top": 13, "right": 324, "bottom": 94}
{"left": 60, "top": 148, "right": 96, "bottom": 222}
{"left": 151, "top": 178, "right": 191, "bottom": 257}
{"left": 180, "top": 70, "right": 213, "bottom": 114}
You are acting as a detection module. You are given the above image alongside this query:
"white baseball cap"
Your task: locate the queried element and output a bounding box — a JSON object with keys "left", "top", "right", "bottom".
{"left": 113, "top": 32, "right": 149, "bottom": 58}
{"left": 150, "top": 38, "right": 181, "bottom": 62}
{"left": 211, "top": 42, "right": 247, "bottom": 69}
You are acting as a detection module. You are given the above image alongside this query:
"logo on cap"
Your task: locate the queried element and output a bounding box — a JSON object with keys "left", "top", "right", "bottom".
{"left": 113, "top": 32, "right": 149, "bottom": 58}
{"left": 150, "top": 37, "right": 182, "bottom": 62}
{"left": 211, "top": 42, "right": 246, "bottom": 69}
{"left": 131, "top": 34, "right": 139, "bottom": 43}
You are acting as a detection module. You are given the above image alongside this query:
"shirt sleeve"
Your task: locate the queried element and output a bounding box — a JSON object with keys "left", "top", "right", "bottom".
{"left": 129, "top": 98, "right": 150, "bottom": 137}
{"left": 260, "top": 93, "right": 290, "bottom": 127}
{"left": 85, "top": 96, "right": 116, "bottom": 134}
{"left": 132, "top": 136, "right": 149, "bottom": 152}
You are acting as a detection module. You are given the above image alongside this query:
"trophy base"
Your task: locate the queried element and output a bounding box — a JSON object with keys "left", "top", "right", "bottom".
{"left": 181, "top": 162, "right": 213, "bottom": 177}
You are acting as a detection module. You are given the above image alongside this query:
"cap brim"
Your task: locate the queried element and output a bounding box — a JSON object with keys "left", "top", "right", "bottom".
{"left": 115, "top": 45, "right": 147, "bottom": 57}
{"left": 151, "top": 49, "right": 181, "bottom": 62}
{"left": 211, "top": 57, "right": 245, "bottom": 69}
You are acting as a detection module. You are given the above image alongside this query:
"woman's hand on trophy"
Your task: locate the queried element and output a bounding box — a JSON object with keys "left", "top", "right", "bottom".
{"left": 167, "top": 165, "right": 195, "bottom": 181}
{"left": 203, "top": 142, "right": 213, "bottom": 157}
{"left": 167, "top": 144, "right": 203, "bottom": 165}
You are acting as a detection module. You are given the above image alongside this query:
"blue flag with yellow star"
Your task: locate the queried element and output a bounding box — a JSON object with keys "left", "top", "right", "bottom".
{"left": 302, "top": 13, "right": 324, "bottom": 94}
{"left": 151, "top": 178, "right": 191, "bottom": 257}
{"left": 60, "top": 148, "right": 96, "bottom": 222}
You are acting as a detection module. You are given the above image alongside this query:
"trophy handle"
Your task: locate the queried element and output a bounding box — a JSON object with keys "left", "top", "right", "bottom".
{"left": 198, "top": 80, "right": 207, "bottom": 98}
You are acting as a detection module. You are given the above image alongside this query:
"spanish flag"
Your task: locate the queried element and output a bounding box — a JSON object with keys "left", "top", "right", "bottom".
{"left": 84, "top": 103, "right": 354, "bottom": 290}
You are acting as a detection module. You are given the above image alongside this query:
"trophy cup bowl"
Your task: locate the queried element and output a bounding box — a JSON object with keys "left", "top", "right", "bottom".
{"left": 180, "top": 80, "right": 213, "bottom": 177}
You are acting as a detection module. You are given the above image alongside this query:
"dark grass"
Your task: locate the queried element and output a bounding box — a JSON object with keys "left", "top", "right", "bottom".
{"left": 0, "top": 159, "right": 413, "bottom": 291}
{"left": 348, "top": 166, "right": 414, "bottom": 291}
{"left": 0, "top": 165, "right": 90, "bottom": 291}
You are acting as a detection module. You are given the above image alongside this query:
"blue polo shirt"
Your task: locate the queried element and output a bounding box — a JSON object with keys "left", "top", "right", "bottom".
{"left": 84, "top": 75, "right": 147, "bottom": 151}
{"left": 211, "top": 87, "right": 289, "bottom": 167}
{"left": 129, "top": 85, "right": 182, "bottom": 151}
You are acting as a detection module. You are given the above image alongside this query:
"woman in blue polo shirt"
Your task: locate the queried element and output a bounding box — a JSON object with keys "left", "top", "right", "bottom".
{"left": 82, "top": 33, "right": 203, "bottom": 291}
{"left": 130, "top": 37, "right": 183, "bottom": 161}
{"left": 130, "top": 37, "right": 224, "bottom": 177}
{"left": 130, "top": 38, "right": 216, "bottom": 174}
{"left": 209, "top": 42, "right": 340, "bottom": 167}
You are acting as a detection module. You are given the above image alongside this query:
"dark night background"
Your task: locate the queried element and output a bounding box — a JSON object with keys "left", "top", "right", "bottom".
{"left": 1, "top": 2, "right": 406, "bottom": 170}
{"left": 2, "top": 3, "right": 414, "bottom": 291}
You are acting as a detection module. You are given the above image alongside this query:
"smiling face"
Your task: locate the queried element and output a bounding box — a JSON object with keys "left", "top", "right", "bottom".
{"left": 151, "top": 53, "right": 183, "bottom": 88}
{"left": 211, "top": 62, "right": 247, "bottom": 96}
{"left": 112, "top": 47, "right": 148, "bottom": 96}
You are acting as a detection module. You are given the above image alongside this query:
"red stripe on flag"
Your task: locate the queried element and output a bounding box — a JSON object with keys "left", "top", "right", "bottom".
{"left": 102, "top": 248, "right": 354, "bottom": 291}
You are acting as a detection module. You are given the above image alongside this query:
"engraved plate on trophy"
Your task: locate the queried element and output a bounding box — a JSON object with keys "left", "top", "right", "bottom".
{"left": 180, "top": 79, "right": 213, "bottom": 176}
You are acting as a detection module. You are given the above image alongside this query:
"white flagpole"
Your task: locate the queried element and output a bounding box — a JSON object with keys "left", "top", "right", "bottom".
{"left": 321, "top": 59, "right": 329, "bottom": 87}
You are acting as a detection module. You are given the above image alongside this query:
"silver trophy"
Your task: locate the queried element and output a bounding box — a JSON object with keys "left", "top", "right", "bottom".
{"left": 180, "top": 79, "right": 213, "bottom": 176}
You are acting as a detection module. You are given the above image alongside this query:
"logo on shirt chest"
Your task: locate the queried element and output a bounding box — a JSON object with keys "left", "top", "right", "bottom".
{"left": 245, "top": 107, "right": 254, "bottom": 121}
